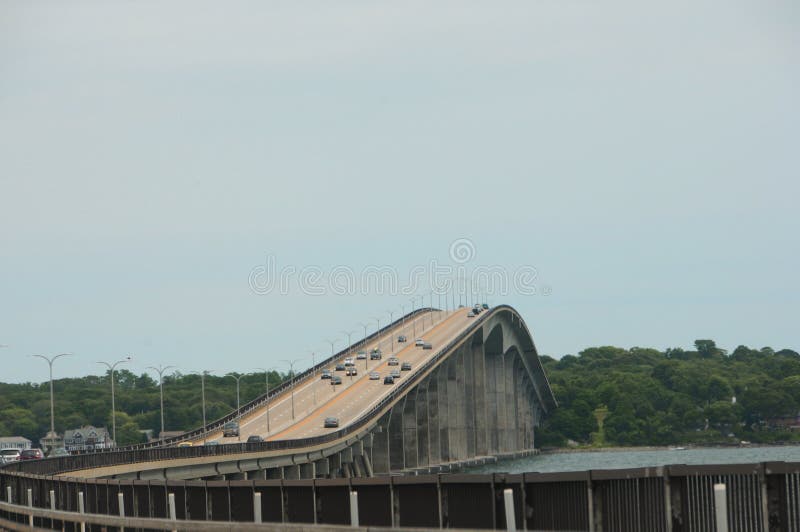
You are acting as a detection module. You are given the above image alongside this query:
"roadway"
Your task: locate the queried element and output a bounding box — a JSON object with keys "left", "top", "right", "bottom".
{"left": 187, "top": 307, "right": 481, "bottom": 444}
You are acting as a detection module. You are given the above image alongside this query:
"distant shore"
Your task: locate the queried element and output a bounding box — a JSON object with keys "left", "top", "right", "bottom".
{"left": 539, "top": 442, "right": 800, "bottom": 454}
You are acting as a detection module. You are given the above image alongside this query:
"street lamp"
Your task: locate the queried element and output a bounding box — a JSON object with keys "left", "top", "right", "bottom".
{"left": 254, "top": 367, "right": 277, "bottom": 432}
{"left": 340, "top": 330, "right": 355, "bottom": 357}
{"left": 358, "top": 321, "right": 371, "bottom": 369}
{"left": 31, "top": 353, "right": 72, "bottom": 440}
{"left": 191, "top": 371, "right": 211, "bottom": 442}
{"left": 386, "top": 310, "right": 395, "bottom": 353}
{"left": 96, "top": 356, "right": 131, "bottom": 445}
{"left": 325, "top": 338, "right": 338, "bottom": 361}
{"left": 225, "top": 373, "right": 246, "bottom": 418}
{"left": 409, "top": 296, "right": 418, "bottom": 337}
{"left": 371, "top": 316, "right": 381, "bottom": 352}
{"left": 146, "top": 364, "right": 175, "bottom": 439}
{"left": 281, "top": 358, "right": 303, "bottom": 420}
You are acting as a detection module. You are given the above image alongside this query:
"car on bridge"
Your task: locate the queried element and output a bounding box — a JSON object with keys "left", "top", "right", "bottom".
{"left": 344, "top": 357, "right": 354, "bottom": 366}
{"left": 383, "top": 375, "right": 395, "bottom": 385}
{"left": 323, "top": 417, "right": 339, "bottom": 428}
{"left": 387, "top": 357, "right": 399, "bottom": 366}
{"left": 415, "top": 338, "right": 424, "bottom": 346}
{"left": 370, "top": 350, "right": 382, "bottom": 360}
{"left": 467, "top": 310, "right": 476, "bottom": 317}
{"left": 320, "top": 369, "right": 332, "bottom": 379}
{"left": 346, "top": 367, "right": 358, "bottom": 376}
{"left": 389, "top": 369, "right": 401, "bottom": 378}
{"left": 223, "top": 421, "right": 239, "bottom": 437}
{"left": 247, "top": 435, "right": 264, "bottom": 443}
{"left": 47, "top": 447, "right": 70, "bottom": 458}
{"left": 369, "top": 371, "right": 380, "bottom": 380}
{"left": 422, "top": 342, "right": 432, "bottom": 350}
{"left": 0, "top": 449, "right": 20, "bottom": 464}
{"left": 401, "top": 362, "right": 412, "bottom": 371}
{"left": 356, "top": 350, "right": 367, "bottom": 360}
{"left": 331, "top": 375, "right": 342, "bottom": 385}
{"left": 482, "top": 303, "right": 489, "bottom": 309}
{"left": 398, "top": 335, "right": 407, "bottom": 343}
{"left": 19, "top": 449, "right": 44, "bottom": 461}
{"left": 335, "top": 363, "right": 346, "bottom": 371}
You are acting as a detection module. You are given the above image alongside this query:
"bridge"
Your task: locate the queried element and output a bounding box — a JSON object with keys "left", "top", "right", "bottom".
{"left": 6, "top": 305, "right": 556, "bottom": 483}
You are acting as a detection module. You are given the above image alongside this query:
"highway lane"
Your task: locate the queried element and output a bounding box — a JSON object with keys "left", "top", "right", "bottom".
{"left": 265, "top": 306, "right": 481, "bottom": 441}
{"left": 186, "top": 308, "right": 455, "bottom": 444}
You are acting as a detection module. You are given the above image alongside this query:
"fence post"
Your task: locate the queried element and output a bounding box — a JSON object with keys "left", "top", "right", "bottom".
{"left": 503, "top": 488, "right": 516, "bottom": 532}
{"left": 714, "top": 483, "right": 729, "bottom": 532}
{"left": 78, "top": 491, "right": 86, "bottom": 532}
{"left": 50, "top": 489, "right": 56, "bottom": 511}
{"left": 254, "top": 492, "right": 262, "bottom": 523}
{"left": 26, "top": 488, "right": 33, "bottom": 527}
{"left": 5, "top": 485, "right": 11, "bottom": 504}
{"left": 350, "top": 490, "right": 359, "bottom": 527}
{"left": 168, "top": 492, "right": 177, "bottom": 532}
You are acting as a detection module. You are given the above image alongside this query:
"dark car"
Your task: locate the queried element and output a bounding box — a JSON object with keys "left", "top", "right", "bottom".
{"left": 324, "top": 417, "right": 340, "bottom": 428}
{"left": 401, "top": 362, "right": 412, "bottom": 371}
{"left": 320, "top": 369, "right": 332, "bottom": 379}
{"left": 383, "top": 376, "right": 395, "bottom": 385}
{"left": 223, "top": 421, "right": 240, "bottom": 437}
{"left": 47, "top": 447, "right": 70, "bottom": 458}
{"left": 19, "top": 449, "right": 44, "bottom": 461}
{"left": 331, "top": 375, "right": 342, "bottom": 385}
{"left": 387, "top": 357, "right": 399, "bottom": 366}
{"left": 370, "top": 351, "right": 382, "bottom": 360}
{"left": 422, "top": 342, "right": 432, "bottom": 350}
{"left": 482, "top": 303, "right": 489, "bottom": 309}
{"left": 335, "top": 363, "right": 346, "bottom": 371}
{"left": 398, "top": 335, "right": 407, "bottom": 343}
{"left": 247, "top": 435, "right": 264, "bottom": 443}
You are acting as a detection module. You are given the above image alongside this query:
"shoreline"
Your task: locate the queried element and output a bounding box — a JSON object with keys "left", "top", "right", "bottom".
{"left": 539, "top": 442, "right": 800, "bottom": 454}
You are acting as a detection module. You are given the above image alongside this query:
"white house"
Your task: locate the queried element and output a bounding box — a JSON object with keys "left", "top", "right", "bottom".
{"left": 0, "top": 436, "right": 32, "bottom": 451}
{"left": 63, "top": 426, "right": 115, "bottom": 452}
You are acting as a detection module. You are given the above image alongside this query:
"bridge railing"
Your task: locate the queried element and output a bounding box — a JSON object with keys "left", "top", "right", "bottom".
{"left": 2, "top": 462, "right": 799, "bottom": 530}
{"left": 71, "top": 307, "right": 437, "bottom": 454}
{"left": 4, "top": 305, "right": 507, "bottom": 477}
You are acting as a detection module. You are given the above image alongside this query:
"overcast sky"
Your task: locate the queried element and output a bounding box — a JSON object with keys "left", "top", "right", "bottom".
{"left": 1, "top": 0, "right": 797, "bottom": 384}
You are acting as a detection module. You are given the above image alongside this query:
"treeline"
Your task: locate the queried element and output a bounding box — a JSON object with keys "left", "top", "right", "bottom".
{"left": 537, "top": 341, "right": 800, "bottom": 447}
{"left": 0, "top": 370, "right": 289, "bottom": 446}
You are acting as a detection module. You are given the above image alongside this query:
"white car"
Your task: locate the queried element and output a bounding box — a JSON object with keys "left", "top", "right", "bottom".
{"left": 0, "top": 449, "right": 21, "bottom": 464}
{"left": 415, "top": 338, "right": 424, "bottom": 346}
{"left": 344, "top": 357, "right": 355, "bottom": 366}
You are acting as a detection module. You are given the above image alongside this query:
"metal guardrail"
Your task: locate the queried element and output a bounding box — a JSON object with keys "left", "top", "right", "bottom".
{"left": 2, "top": 462, "right": 799, "bottom": 530}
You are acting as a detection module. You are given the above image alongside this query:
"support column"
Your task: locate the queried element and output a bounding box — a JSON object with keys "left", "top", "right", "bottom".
{"left": 371, "top": 414, "right": 390, "bottom": 475}
{"left": 437, "top": 366, "right": 451, "bottom": 462}
{"left": 427, "top": 368, "right": 441, "bottom": 465}
{"left": 403, "top": 389, "right": 419, "bottom": 469}
{"left": 464, "top": 338, "right": 477, "bottom": 458}
{"left": 473, "top": 339, "right": 489, "bottom": 456}
{"left": 388, "top": 401, "right": 405, "bottom": 472}
{"left": 415, "top": 381, "right": 430, "bottom": 467}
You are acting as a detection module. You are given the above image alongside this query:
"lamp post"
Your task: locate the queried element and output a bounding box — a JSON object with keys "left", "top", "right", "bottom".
{"left": 96, "top": 356, "right": 131, "bottom": 445}
{"left": 371, "top": 317, "right": 381, "bottom": 352}
{"left": 358, "top": 322, "right": 370, "bottom": 369}
{"left": 254, "top": 367, "right": 277, "bottom": 432}
{"left": 31, "top": 353, "right": 72, "bottom": 439}
{"left": 386, "top": 310, "right": 395, "bottom": 353}
{"left": 281, "top": 358, "right": 303, "bottom": 420}
{"left": 146, "top": 364, "right": 175, "bottom": 439}
{"left": 325, "top": 338, "right": 338, "bottom": 361}
{"left": 191, "top": 370, "right": 211, "bottom": 442}
{"left": 340, "top": 330, "right": 355, "bottom": 357}
{"left": 225, "top": 373, "right": 245, "bottom": 418}
{"left": 409, "top": 296, "right": 418, "bottom": 337}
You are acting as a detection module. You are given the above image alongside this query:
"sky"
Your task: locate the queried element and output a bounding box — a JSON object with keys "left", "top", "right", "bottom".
{"left": 1, "top": 0, "right": 797, "bottom": 384}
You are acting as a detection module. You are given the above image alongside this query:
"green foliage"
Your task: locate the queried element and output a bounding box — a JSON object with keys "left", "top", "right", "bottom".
{"left": 0, "top": 369, "right": 290, "bottom": 444}
{"left": 538, "top": 340, "right": 800, "bottom": 447}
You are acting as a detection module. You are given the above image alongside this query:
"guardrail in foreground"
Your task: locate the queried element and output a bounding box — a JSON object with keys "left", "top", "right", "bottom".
{"left": 2, "top": 462, "right": 799, "bottom": 530}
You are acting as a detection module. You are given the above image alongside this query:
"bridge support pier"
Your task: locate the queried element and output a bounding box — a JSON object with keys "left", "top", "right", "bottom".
{"left": 299, "top": 462, "right": 314, "bottom": 479}
{"left": 283, "top": 465, "right": 300, "bottom": 480}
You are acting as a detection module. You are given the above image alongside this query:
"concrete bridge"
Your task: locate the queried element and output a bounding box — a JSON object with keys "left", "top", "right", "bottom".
{"left": 5, "top": 305, "right": 555, "bottom": 483}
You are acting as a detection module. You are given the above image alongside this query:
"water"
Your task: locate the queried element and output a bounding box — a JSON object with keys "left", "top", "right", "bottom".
{"left": 466, "top": 446, "right": 800, "bottom": 474}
